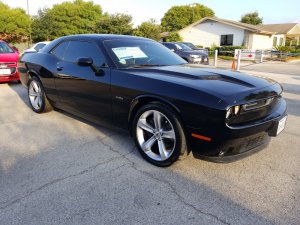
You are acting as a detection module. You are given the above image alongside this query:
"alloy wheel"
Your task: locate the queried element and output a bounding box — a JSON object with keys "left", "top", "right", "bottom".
{"left": 136, "top": 110, "right": 176, "bottom": 161}
{"left": 29, "top": 80, "right": 43, "bottom": 110}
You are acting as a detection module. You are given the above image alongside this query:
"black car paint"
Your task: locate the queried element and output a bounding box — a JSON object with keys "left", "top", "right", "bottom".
{"left": 19, "top": 34, "right": 287, "bottom": 161}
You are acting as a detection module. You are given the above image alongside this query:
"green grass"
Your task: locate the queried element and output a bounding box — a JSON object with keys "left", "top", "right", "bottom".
{"left": 209, "top": 55, "right": 234, "bottom": 60}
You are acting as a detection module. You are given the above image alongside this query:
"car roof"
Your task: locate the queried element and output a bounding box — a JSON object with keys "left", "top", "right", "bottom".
{"left": 40, "top": 34, "right": 152, "bottom": 53}
{"left": 59, "top": 34, "right": 149, "bottom": 42}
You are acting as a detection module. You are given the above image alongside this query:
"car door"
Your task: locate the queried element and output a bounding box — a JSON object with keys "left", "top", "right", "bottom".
{"left": 51, "top": 40, "right": 112, "bottom": 123}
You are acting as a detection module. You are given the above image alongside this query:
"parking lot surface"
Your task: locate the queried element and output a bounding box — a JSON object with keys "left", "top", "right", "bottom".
{"left": 0, "top": 64, "right": 299, "bottom": 225}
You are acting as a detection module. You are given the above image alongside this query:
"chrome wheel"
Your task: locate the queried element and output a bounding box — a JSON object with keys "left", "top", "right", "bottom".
{"left": 29, "top": 80, "right": 42, "bottom": 110}
{"left": 136, "top": 110, "right": 176, "bottom": 161}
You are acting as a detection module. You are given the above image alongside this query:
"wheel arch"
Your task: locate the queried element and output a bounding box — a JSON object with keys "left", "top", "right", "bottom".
{"left": 26, "top": 69, "right": 42, "bottom": 86}
{"left": 128, "top": 94, "right": 184, "bottom": 134}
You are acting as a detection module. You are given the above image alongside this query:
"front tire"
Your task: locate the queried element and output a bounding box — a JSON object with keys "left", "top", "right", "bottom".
{"left": 132, "top": 103, "right": 187, "bottom": 167}
{"left": 28, "top": 77, "right": 52, "bottom": 113}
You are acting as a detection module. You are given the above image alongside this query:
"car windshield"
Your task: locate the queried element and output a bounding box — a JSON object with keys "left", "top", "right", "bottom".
{"left": 184, "top": 42, "right": 197, "bottom": 49}
{"left": 0, "top": 42, "right": 14, "bottom": 54}
{"left": 104, "top": 39, "right": 187, "bottom": 68}
{"left": 176, "top": 43, "right": 192, "bottom": 51}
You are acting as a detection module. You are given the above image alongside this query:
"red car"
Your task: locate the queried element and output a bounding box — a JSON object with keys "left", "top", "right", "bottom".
{"left": 0, "top": 40, "right": 19, "bottom": 83}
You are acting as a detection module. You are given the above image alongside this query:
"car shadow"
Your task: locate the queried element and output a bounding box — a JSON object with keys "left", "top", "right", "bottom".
{"left": 0, "top": 134, "right": 278, "bottom": 225}
{"left": 7, "top": 82, "right": 31, "bottom": 107}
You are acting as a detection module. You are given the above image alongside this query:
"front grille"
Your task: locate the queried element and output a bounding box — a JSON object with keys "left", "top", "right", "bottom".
{"left": 0, "top": 62, "right": 17, "bottom": 67}
{"left": 228, "top": 96, "right": 280, "bottom": 126}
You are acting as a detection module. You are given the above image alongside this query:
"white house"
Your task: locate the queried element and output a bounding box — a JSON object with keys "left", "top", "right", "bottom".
{"left": 175, "top": 17, "right": 300, "bottom": 50}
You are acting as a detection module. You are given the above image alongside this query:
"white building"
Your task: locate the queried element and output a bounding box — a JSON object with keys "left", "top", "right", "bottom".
{"left": 175, "top": 17, "right": 300, "bottom": 50}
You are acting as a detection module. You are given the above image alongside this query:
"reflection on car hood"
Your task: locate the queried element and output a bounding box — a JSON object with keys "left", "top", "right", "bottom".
{"left": 128, "top": 64, "right": 279, "bottom": 103}
{"left": 179, "top": 50, "right": 208, "bottom": 56}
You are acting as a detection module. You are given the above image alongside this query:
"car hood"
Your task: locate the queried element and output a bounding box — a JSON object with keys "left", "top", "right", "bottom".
{"left": 179, "top": 50, "right": 208, "bottom": 56}
{"left": 128, "top": 64, "right": 280, "bottom": 105}
{"left": 0, "top": 53, "right": 18, "bottom": 63}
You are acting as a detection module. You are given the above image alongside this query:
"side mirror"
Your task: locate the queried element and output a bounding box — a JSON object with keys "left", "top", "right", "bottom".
{"left": 76, "top": 57, "right": 93, "bottom": 67}
{"left": 170, "top": 49, "right": 175, "bottom": 52}
{"left": 76, "top": 57, "right": 104, "bottom": 76}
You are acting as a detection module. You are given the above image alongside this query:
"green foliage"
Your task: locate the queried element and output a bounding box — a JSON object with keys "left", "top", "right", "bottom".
{"left": 0, "top": 1, "right": 31, "bottom": 43}
{"left": 133, "top": 19, "right": 161, "bottom": 41}
{"left": 32, "top": 0, "right": 102, "bottom": 42}
{"left": 161, "top": 3, "right": 214, "bottom": 31}
{"left": 165, "top": 32, "right": 183, "bottom": 42}
{"left": 96, "top": 13, "right": 133, "bottom": 35}
{"left": 275, "top": 46, "right": 292, "bottom": 52}
{"left": 205, "top": 46, "right": 245, "bottom": 56}
{"left": 240, "top": 12, "right": 263, "bottom": 25}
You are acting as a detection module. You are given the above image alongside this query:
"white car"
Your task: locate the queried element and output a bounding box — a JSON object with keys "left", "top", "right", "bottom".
{"left": 23, "top": 41, "right": 51, "bottom": 54}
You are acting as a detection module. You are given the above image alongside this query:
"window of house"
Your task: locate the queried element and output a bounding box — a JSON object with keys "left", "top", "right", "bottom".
{"left": 279, "top": 37, "right": 284, "bottom": 46}
{"left": 220, "top": 34, "right": 233, "bottom": 46}
{"left": 273, "top": 37, "right": 278, "bottom": 47}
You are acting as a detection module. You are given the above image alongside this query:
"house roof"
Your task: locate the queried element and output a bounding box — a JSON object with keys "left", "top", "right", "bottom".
{"left": 180, "top": 17, "right": 299, "bottom": 35}
{"left": 256, "top": 23, "right": 298, "bottom": 34}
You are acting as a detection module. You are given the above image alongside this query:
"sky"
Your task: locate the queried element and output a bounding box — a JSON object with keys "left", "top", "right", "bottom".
{"left": 2, "top": 0, "right": 300, "bottom": 27}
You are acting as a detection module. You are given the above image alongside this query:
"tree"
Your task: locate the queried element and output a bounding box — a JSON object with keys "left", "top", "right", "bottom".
{"left": 161, "top": 3, "right": 214, "bottom": 32}
{"left": 133, "top": 19, "right": 161, "bottom": 41}
{"left": 166, "top": 32, "right": 183, "bottom": 42}
{"left": 32, "top": 0, "right": 102, "bottom": 42}
{"left": 0, "top": 1, "right": 31, "bottom": 43}
{"left": 95, "top": 13, "right": 133, "bottom": 35}
{"left": 240, "top": 12, "right": 263, "bottom": 25}
{"left": 31, "top": 9, "right": 55, "bottom": 42}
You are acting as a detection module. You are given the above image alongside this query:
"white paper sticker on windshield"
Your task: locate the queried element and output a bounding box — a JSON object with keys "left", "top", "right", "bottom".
{"left": 112, "top": 47, "right": 147, "bottom": 60}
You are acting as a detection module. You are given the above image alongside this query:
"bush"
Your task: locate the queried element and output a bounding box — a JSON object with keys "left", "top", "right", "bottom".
{"left": 217, "top": 46, "right": 245, "bottom": 56}
{"left": 275, "top": 46, "right": 292, "bottom": 53}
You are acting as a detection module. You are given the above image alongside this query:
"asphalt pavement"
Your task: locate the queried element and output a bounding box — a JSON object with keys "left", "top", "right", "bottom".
{"left": 0, "top": 63, "right": 299, "bottom": 225}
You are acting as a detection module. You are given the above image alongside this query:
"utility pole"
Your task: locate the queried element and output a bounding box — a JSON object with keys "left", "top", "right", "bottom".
{"left": 190, "top": 4, "right": 197, "bottom": 22}
{"left": 27, "top": 0, "right": 32, "bottom": 48}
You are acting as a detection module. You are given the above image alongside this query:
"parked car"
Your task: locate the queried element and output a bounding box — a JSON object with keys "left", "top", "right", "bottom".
{"left": 19, "top": 34, "right": 287, "bottom": 167}
{"left": 23, "top": 41, "right": 51, "bottom": 54}
{"left": 0, "top": 40, "right": 19, "bottom": 83}
{"left": 179, "top": 42, "right": 207, "bottom": 52}
{"left": 162, "top": 42, "right": 209, "bottom": 64}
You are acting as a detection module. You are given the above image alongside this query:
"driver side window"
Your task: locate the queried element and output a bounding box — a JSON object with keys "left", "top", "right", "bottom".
{"left": 64, "top": 41, "right": 107, "bottom": 68}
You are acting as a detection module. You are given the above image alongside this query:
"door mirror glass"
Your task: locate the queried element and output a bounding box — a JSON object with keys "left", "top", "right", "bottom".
{"left": 77, "top": 57, "right": 93, "bottom": 67}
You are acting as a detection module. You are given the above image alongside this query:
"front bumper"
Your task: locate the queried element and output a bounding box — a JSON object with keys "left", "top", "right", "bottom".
{"left": 187, "top": 98, "right": 287, "bottom": 162}
{"left": 189, "top": 57, "right": 209, "bottom": 65}
{"left": 0, "top": 71, "right": 19, "bottom": 82}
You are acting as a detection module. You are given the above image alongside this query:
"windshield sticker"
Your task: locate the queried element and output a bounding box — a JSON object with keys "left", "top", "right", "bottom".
{"left": 112, "top": 47, "right": 148, "bottom": 60}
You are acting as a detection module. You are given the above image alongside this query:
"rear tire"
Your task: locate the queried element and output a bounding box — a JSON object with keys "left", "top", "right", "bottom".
{"left": 132, "top": 102, "right": 187, "bottom": 167}
{"left": 28, "top": 77, "right": 52, "bottom": 113}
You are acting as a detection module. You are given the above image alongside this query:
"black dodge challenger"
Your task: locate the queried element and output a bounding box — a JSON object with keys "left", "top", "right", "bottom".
{"left": 18, "top": 34, "right": 287, "bottom": 166}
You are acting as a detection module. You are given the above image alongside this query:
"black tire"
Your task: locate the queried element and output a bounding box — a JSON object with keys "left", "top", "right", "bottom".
{"left": 132, "top": 102, "right": 187, "bottom": 167}
{"left": 28, "top": 77, "right": 52, "bottom": 113}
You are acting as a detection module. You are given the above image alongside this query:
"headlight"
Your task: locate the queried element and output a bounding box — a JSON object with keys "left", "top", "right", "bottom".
{"left": 190, "top": 55, "right": 200, "bottom": 58}
{"left": 226, "top": 105, "right": 241, "bottom": 119}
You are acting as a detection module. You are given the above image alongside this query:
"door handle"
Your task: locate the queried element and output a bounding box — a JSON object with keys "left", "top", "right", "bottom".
{"left": 56, "top": 66, "right": 63, "bottom": 71}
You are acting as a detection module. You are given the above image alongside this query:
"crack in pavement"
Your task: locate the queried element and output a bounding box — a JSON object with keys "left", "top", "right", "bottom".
{"left": 0, "top": 134, "right": 134, "bottom": 212}
{"left": 1, "top": 130, "right": 229, "bottom": 224}
{"left": 261, "top": 163, "right": 300, "bottom": 183}
{"left": 122, "top": 154, "right": 230, "bottom": 225}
